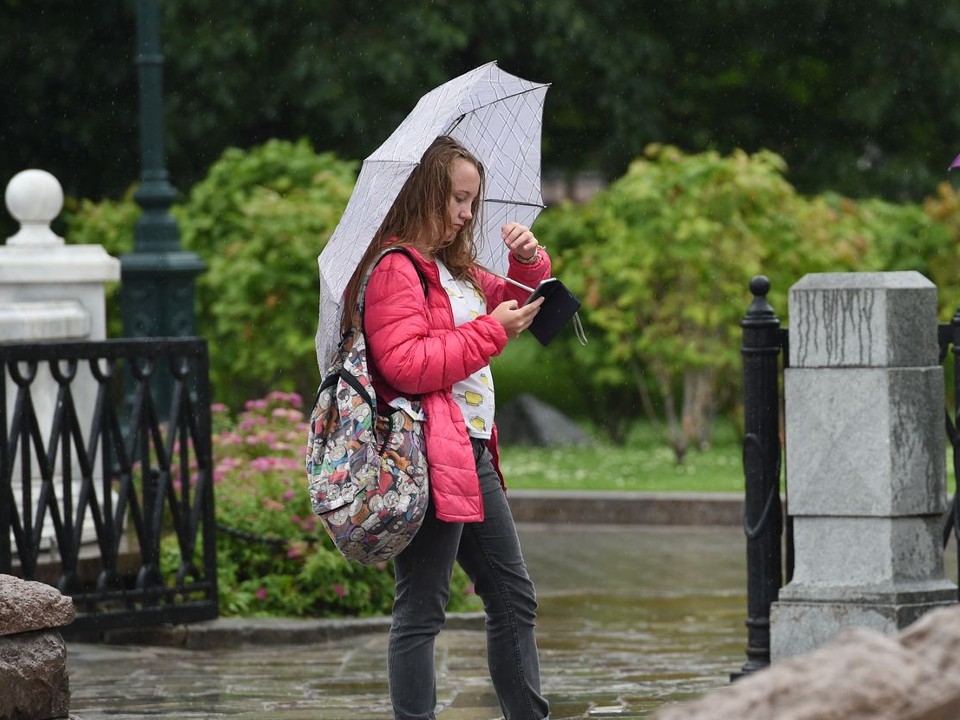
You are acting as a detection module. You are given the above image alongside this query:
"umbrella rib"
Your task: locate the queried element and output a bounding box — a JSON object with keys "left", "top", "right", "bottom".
{"left": 448, "top": 114, "right": 467, "bottom": 134}
{"left": 485, "top": 199, "right": 545, "bottom": 209}
{"left": 442, "top": 86, "right": 550, "bottom": 135}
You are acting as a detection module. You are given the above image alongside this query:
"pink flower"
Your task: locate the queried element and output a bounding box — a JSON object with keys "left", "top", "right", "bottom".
{"left": 277, "top": 457, "right": 299, "bottom": 471}
{"left": 282, "top": 490, "right": 295, "bottom": 501}
{"left": 265, "top": 391, "right": 303, "bottom": 408}
{"left": 255, "top": 587, "right": 267, "bottom": 601}
{"left": 250, "top": 457, "right": 274, "bottom": 472}
{"left": 332, "top": 583, "right": 346, "bottom": 598}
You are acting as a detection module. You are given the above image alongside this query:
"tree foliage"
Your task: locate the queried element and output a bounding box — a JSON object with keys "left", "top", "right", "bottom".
{"left": 62, "top": 139, "right": 960, "bottom": 453}
{"left": 4, "top": 0, "right": 960, "bottom": 216}
{"left": 175, "top": 139, "right": 357, "bottom": 406}
{"left": 535, "top": 145, "right": 958, "bottom": 459}
{"left": 64, "top": 139, "right": 357, "bottom": 408}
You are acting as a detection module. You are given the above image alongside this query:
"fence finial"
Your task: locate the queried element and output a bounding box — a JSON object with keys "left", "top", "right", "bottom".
{"left": 744, "top": 275, "right": 776, "bottom": 325}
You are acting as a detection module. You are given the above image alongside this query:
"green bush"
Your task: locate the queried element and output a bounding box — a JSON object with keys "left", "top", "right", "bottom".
{"left": 61, "top": 141, "right": 960, "bottom": 457}
{"left": 533, "top": 144, "right": 960, "bottom": 456}
{"left": 63, "top": 139, "right": 359, "bottom": 409}
{"left": 62, "top": 187, "right": 139, "bottom": 338}
{"left": 535, "top": 145, "right": 815, "bottom": 454}
{"left": 177, "top": 139, "right": 358, "bottom": 407}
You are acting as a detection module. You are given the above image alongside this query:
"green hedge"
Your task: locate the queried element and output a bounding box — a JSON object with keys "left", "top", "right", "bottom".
{"left": 64, "top": 139, "right": 357, "bottom": 409}
{"left": 533, "top": 145, "right": 960, "bottom": 453}
{"left": 63, "top": 141, "right": 960, "bottom": 439}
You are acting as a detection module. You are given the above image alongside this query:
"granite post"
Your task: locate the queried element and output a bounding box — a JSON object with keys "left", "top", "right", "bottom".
{"left": 771, "top": 271, "right": 957, "bottom": 661}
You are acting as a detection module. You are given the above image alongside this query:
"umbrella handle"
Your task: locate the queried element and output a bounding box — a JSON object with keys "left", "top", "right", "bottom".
{"left": 480, "top": 266, "right": 535, "bottom": 294}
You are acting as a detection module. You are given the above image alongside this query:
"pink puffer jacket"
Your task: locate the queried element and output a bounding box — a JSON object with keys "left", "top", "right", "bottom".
{"left": 363, "top": 245, "right": 551, "bottom": 523}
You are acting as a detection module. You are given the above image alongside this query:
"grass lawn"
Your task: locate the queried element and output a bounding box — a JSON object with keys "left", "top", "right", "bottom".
{"left": 498, "top": 421, "right": 744, "bottom": 493}
{"left": 499, "top": 421, "right": 960, "bottom": 495}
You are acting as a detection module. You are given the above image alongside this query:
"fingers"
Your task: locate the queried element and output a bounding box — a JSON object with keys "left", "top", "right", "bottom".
{"left": 490, "top": 298, "right": 544, "bottom": 340}
{"left": 513, "top": 299, "right": 544, "bottom": 337}
{"left": 517, "top": 296, "right": 545, "bottom": 318}
{"left": 501, "top": 222, "right": 539, "bottom": 261}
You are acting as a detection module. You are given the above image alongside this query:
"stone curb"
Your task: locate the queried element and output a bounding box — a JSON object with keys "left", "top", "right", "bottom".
{"left": 99, "top": 612, "right": 486, "bottom": 649}
{"left": 506, "top": 490, "right": 744, "bottom": 526}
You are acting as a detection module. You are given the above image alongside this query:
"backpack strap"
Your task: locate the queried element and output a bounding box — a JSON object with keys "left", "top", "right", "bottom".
{"left": 355, "top": 247, "right": 429, "bottom": 320}
{"left": 377, "top": 247, "right": 428, "bottom": 298}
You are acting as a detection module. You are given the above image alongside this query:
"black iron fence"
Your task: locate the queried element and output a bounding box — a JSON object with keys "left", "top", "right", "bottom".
{"left": 736, "top": 276, "right": 960, "bottom": 677}
{"left": 0, "top": 338, "right": 217, "bottom": 635}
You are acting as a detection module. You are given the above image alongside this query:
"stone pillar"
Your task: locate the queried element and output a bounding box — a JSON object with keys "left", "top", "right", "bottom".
{"left": 1, "top": 169, "right": 121, "bottom": 549}
{"left": 0, "top": 574, "right": 76, "bottom": 719}
{"left": 771, "top": 271, "right": 957, "bottom": 661}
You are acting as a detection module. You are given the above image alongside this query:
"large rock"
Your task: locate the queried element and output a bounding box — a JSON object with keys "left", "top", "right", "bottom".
{"left": 0, "top": 574, "right": 75, "bottom": 636}
{"left": 654, "top": 603, "right": 960, "bottom": 720}
{"left": 0, "top": 631, "right": 71, "bottom": 720}
{"left": 0, "top": 575, "right": 76, "bottom": 719}
{"left": 495, "top": 393, "right": 591, "bottom": 447}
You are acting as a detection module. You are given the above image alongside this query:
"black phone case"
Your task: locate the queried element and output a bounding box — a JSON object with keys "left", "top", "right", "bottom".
{"left": 525, "top": 279, "right": 581, "bottom": 346}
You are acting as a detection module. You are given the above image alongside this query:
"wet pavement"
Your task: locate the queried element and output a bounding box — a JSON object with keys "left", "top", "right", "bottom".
{"left": 67, "top": 524, "right": 748, "bottom": 719}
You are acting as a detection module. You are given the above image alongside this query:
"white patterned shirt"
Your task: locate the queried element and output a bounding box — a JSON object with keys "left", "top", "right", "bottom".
{"left": 435, "top": 260, "right": 495, "bottom": 439}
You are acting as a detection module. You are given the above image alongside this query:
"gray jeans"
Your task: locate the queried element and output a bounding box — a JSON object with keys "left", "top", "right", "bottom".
{"left": 388, "top": 438, "right": 549, "bottom": 720}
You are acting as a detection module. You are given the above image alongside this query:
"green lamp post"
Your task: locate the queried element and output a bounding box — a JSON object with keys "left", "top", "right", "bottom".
{"left": 121, "top": 0, "right": 204, "bottom": 342}
{"left": 121, "top": 0, "right": 205, "bottom": 413}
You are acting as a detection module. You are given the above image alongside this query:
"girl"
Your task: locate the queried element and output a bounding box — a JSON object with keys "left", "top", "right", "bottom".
{"left": 342, "top": 135, "right": 551, "bottom": 720}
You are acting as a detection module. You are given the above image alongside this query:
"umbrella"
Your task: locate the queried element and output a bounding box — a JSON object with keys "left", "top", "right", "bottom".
{"left": 315, "top": 62, "right": 549, "bottom": 365}
{"left": 952, "top": 152, "right": 960, "bottom": 170}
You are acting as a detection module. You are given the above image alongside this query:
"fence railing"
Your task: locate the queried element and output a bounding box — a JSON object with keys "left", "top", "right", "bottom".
{"left": 0, "top": 338, "right": 218, "bottom": 635}
{"left": 735, "top": 276, "right": 960, "bottom": 677}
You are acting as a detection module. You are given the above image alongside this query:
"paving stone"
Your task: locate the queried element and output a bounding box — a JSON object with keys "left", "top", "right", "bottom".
{"left": 64, "top": 525, "right": 959, "bottom": 719}
{"left": 67, "top": 526, "right": 748, "bottom": 719}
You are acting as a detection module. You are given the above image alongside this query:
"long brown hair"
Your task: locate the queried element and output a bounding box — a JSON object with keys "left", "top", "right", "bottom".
{"left": 341, "top": 135, "right": 486, "bottom": 332}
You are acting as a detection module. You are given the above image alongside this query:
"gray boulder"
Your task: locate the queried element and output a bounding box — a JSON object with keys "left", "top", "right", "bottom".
{"left": 654, "top": 603, "right": 960, "bottom": 720}
{"left": 0, "top": 574, "right": 77, "bottom": 720}
{"left": 495, "top": 393, "right": 591, "bottom": 447}
{"left": 0, "top": 574, "right": 75, "bottom": 636}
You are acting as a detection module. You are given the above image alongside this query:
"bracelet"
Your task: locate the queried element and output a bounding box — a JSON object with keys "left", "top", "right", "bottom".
{"left": 514, "top": 248, "right": 539, "bottom": 265}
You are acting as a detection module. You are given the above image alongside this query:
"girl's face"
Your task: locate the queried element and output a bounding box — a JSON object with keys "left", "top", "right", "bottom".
{"left": 443, "top": 158, "right": 481, "bottom": 243}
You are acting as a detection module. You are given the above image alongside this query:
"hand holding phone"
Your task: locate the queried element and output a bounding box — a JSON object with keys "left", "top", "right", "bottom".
{"left": 492, "top": 297, "right": 545, "bottom": 339}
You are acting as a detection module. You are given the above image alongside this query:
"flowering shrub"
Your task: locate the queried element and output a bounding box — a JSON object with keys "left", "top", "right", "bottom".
{"left": 176, "top": 391, "right": 479, "bottom": 618}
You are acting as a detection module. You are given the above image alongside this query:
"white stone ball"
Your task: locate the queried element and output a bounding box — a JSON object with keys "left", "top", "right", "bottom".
{"left": 4, "top": 169, "right": 65, "bottom": 245}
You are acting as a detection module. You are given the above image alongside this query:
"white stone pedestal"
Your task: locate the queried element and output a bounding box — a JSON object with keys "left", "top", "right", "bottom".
{"left": 2, "top": 169, "right": 120, "bottom": 549}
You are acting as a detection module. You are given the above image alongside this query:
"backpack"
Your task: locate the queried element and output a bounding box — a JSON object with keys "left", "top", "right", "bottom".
{"left": 306, "top": 248, "right": 429, "bottom": 565}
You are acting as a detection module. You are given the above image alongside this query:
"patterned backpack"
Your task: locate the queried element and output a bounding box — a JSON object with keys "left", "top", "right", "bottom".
{"left": 306, "top": 248, "right": 429, "bottom": 565}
